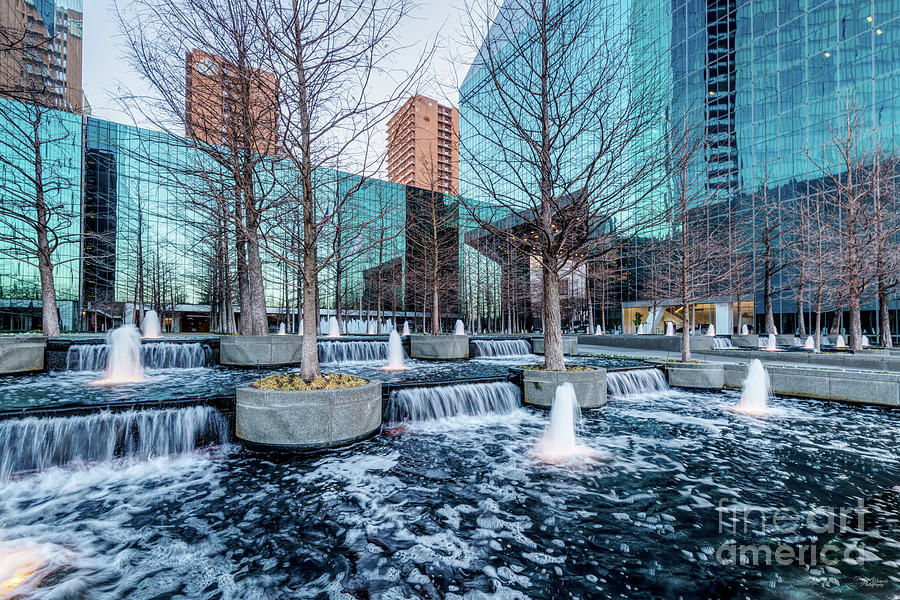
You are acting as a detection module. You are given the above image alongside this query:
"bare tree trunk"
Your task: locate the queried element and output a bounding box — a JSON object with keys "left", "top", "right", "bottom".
{"left": 763, "top": 265, "right": 776, "bottom": 335}
{"left": 542, "top": 266, "right": 565, "bottom": 371}
{"left": 879, "top": 280, "right": 892, "bottom": 348}
{"left": 246, "top": 229, "right": 268, "bottom": 335}
{"left": 32, "top": 117, "right": 59, "bottom": 336}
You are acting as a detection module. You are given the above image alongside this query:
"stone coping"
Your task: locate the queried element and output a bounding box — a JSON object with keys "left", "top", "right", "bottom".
{"left": 220, "top": 335, "right": 305, "bottom": 366}
{"left": 235, "top": 380, "right": 382, "bottom": 449}
{"left": 578, "top": 334, "right": 715, "bottom": 352}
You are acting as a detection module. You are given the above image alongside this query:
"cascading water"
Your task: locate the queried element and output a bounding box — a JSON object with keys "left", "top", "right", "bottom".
{"left": 0, "top": 405, "right": 227, "bottom": 482}
{"left": 0, "top": 539, "right": 69, "bottom": 598}
{"left": 862, "top": 335, "right": 870, "bottom": 348}
{"left": 454, "top": 320, "right": 466, "bottom": 336}
{"left": 712, "top": 337, "right": 734, "bottom": 349}
{"left": 66, "top": 342, "right": 209, "bottom": 371}
{"left": 386, "top": 381, "right": 520, "bottom": 423}
{"left": 141, "top": 310, "right": 162, "bottom": 338}
{"left": 606, "top": 368, "right": 669, "bottom": 398}
{"left": 93, "top": 325, "right": 145, "bottom": 384}
{"left": 531, "top": 383, "right": 597, "bottom": 462}
{"left": 472, "top": 339, "right": 533, "bottom": 357}
{"left": 328, "top": 316, "right": 341, "bottom": 338}
{"left": 732, "top": 359, "right": 770, "bottom": 415}
{"left": 318, "top": 340, "right": 395, "bottom": 364}
{"left": 383, "top": 330, "right": 407, "bottom": 371}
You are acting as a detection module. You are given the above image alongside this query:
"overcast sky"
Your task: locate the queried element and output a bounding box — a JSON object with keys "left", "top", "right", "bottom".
{"left": 82, "top": 0, "right": 476, "bottom": 136}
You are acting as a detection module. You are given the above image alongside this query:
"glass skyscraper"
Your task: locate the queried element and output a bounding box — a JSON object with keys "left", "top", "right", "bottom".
{"left": 460, "top": 0, "right": 900, "bottom": 335}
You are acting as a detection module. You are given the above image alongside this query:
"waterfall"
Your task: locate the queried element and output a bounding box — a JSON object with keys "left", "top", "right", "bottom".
{"left": 66, "top": 343, "right": 210, "bottom": 371}
{"left": 472, "top": 339, "right": 532, "bottom": 357}
{"left": 606, "top": 369, "right": 669, "bottom": 398}
{"left": 712, "top": 337, "right": 734, "bottom": 349}
{"left": 0, "top": 406, "right": 227, "bottom": 482}
{"left": 318, "top": 340, "right": 398, "bottom": 364}
{"left": 386, "top": 381, "right": 520, "bottom": 423}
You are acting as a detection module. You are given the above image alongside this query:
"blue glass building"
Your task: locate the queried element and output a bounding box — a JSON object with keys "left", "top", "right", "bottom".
{"left": 460, "top": 0, "right": 900, "bottom": 336}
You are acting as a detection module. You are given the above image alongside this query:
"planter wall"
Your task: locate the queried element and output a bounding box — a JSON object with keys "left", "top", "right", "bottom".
{"left": 723, "top": 363, "right": 900, "bottom": 407}
{"left": 236, "top": 380, "right": 382, "bottom": 449}
{"left": 665, "top": 362, "right": 725, "bottom": 390}
{"left": 729, "top": 334, "right": 759, "bottom": 348}
{"left": 409, "top": 335, "right": 469, "bottom": 360}
{"left": 578, "top": 334, "right": 715, "bottom": 353}
{"left": 531, "top": 336, "right": 579, "bottom": 356}
{"left": 220, "top": 335, "right": 304, "bottom": 366}
{"left": 518, "top": 367, "right": 606, "bottom": 408}
{"left": 0, "top": 338, "right": 45, "bottom": 374}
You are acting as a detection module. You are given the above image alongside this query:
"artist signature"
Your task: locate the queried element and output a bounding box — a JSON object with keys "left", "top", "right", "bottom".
{"left": 855, "top": 576, "right": 888, "bottom": 589}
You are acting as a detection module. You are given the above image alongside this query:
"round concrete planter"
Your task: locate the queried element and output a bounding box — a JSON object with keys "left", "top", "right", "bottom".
{"left": 235, "top": 380, "right": 382, "bottom": 450}
{"left": 409, "top": 335, "right": 469, "bottom": 360}
{"left": 664, "top": 362, "right": 724, "bottom": 390}
{"left": 220, "top": 335, "right": 304, "bottom": 367}
{"left": 514, "top": 366, "right": 607, "bottom": 409}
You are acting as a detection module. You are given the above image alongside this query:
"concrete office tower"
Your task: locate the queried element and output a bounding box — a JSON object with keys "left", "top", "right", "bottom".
{"left": 386, "top": 95, "right": 459, "bottom": 195}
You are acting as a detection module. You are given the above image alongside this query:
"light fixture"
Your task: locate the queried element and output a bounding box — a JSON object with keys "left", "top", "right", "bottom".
{"left": 876, "top": 29, "right": 883, "bottom": 35}
{"left": 867, "top": 15, "right": 873, "bottom": 22}
{"left": 824, "top": 52, "right": 831, "bottom": 57}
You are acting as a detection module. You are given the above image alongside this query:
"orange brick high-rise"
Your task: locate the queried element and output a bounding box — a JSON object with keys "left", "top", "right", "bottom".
{"left": 386, "top": 95, "right": 459, "bottom": 195}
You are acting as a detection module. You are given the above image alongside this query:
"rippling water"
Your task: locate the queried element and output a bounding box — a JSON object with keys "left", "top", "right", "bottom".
{"left": 1, "top": 389, "right": 899, "bottom": 598}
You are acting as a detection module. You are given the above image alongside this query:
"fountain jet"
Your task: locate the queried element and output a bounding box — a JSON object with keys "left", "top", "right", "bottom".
{"left": 707, "top": 324, "right": 716, "bottom": 337}
{"left": 92, "top": 325, "right": 145, "bottom": 384}
{"left": 531, "top": 383, "right": 598, "bottom": 463}
{"left": 328, "top": 316, "right": 341, "bottom": 338}
{"left": 764, "top": 333, "right": 777, "bottom": 351}
{"left": 741, "top": 324, "right": 749, "bottom": 335}
{"left": 277, "top": 323, "right": 286, "bottom": 335}
{"left": 454, "top": 319, "right": 466, "bottom": 336}
{"left": 595, "top": 325, "right": 603, "bottom": 335}
{"left": 383, "top": 330, "right": 408, "bottom": 371}
{"left": 804, "top": 335, "right": 815, "bottom": 350}
{"left": 665, "top": 321, "right": 675, "bottom": 336}
{"left": 141, "top": 310, "right": 162, "bottom": 338}
{"left": 862, "top": 335, "right": 870, "bottom": 348}
{"left": 834, "top": 334, "right": 847, "bottom": 349}
{"left": 732, "top": 359, "right": 770, "bottom": 415}
{"left": 402, "top": 321, "right": 411, "bottom": 336}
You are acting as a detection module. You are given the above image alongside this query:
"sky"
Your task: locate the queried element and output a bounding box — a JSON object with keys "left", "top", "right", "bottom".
{"left": 82, "top": 0, "right": 477, "bottom": 134}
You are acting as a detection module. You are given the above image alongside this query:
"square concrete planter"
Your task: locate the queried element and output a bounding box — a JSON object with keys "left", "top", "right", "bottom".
{"left": 531, "top": 336, "right": 578, "bottom": 356}
{"left": 409, "top": 335, "right": 469, "bottom": 360}
{"left": 236, "top": 380, "right": 382, "bottom": 449}
{"left": 220, "top": 335, "right": 304, "bottom": 366}
{"left": 515, "top": 366, "right": 607, "bottom": 409}
{"left": 730, "top": 334, "right": 759, "bottom": 348}
{"left": 0, "top": 338, "right": 45, "bottom": 374}
{"left": 665, "top": 362, "right": 724, "bottom": 390}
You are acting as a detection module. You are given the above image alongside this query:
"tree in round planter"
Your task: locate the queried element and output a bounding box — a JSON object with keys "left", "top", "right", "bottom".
{"left": 235, "top": 373, "right": 382, "bottom": 450}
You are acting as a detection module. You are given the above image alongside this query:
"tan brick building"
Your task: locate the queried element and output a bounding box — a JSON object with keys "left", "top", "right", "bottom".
{"left": 386, "top": 95, "right": 458, "bottom": 195}
{"left": 185, "top": 49, "right": 278, "bottom": 155}
{"left": 0, "top": 0, "right": 85, "bottom": 112}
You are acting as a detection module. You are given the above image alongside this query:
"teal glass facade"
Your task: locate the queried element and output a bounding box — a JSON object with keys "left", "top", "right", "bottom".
{"left": 460, "top": 0, "right": 900, "bottom": 332}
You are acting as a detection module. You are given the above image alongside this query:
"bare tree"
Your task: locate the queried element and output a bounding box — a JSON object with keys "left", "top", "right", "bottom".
{"left": 805, "top": 99, "right": 880, "bottom": 350}
{"left": 797, "top": 193, "right": 839, "bottom": 352}
{"left": 869, "top": 151, "right": 900, "bottom": 348}
{"left": 753, "top": 175, "right": 790, "bottom": 335}
{"left": 117, "top": 0, "right": 280, "bottom": 336}
{"left": 655, "top": 115, "right": 735, "bottom": 362}
{"left": 459, "top": 0, "right": 669, "bottom": 369}
{"left": 247, "top": 0, "right": 428, "bottom": 380}
{"left": 0, "top": 93, "right": 83, "bottom": 336}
